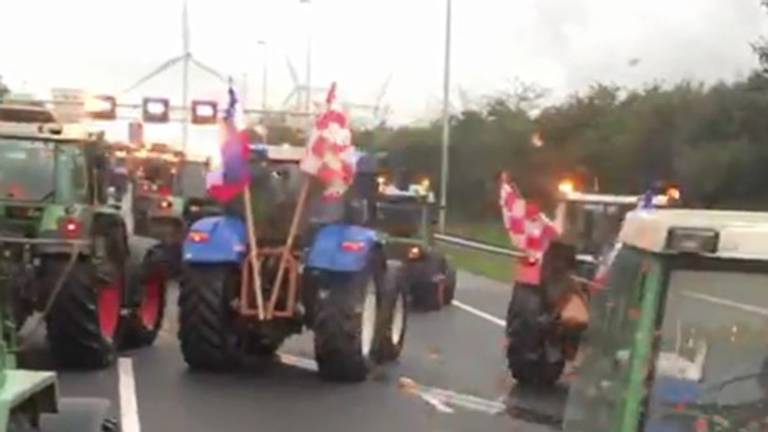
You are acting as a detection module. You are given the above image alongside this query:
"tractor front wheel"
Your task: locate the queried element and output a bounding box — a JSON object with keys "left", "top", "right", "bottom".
{"left": 372, "top": 261, "right": 408, "bottom": 363}
{"left": 178, "top": 265, "right": 242, "bottom": 370}
{"left": 44, "top": 260, "right": 124, "bottom": 369}
{"left": 312, "top": 254, "right": 384, "bottom": 382}
{"left": 121, "top": 246, "right": 169, "bottom": 348}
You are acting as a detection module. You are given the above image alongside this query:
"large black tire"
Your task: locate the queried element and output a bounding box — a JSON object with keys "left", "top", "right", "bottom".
{"left": 407, "top": 253, "right": 452, "bottom": 311}
{"left": 372, "top": 262, "right": 408, "bottom": 363}
{"left": 121, "top": 245, "right": 169, "bottom": 348}
{"left": 312, "top": 254, "right": 385, "bottom": 382}
{"left": 505, "top": 283, "right": 564, "bottom": 387}
{"left": 178, "top": 265, "right": 242, "bottom": 370}
{"left": 444, "top": 261, "right": 457, "bottom": 304}
{"left": 44, "top": 260, "right": 123, "bottom": 369}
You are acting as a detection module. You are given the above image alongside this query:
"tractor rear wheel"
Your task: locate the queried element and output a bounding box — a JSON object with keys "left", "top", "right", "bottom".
{"left": 313, "top": 254, "right": 384, "bottom": 382}
{"left": 407, "top": 253, "right": 452, "bottom": 311}
{"left": 506, "top": 283, "right": 564, "bottom": 387}
{"left": 44, "top": 260, "right": 124, "bottom": 369}
{"left": 178, "top": 265, "right": 242, "bottom": 370}
{"left": 372, "top": 262, "right": 408, "bottom": 363}
{"left": 121, "top": 245, "right": 169, "bottom": 348}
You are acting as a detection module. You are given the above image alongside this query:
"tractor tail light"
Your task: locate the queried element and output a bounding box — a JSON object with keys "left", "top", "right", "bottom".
{"left": 341, "top": 241, "right": 366, "bottom": 252}
{"left": 159, "top": 200, "right": 173, "bottom": 210}
{"left": 58, "top": 217, "right": 83, "bottom": 239}
{"left": 407, "top": 246, "right": 422, "bottom": 260}
{"left": 188, "top": 231, "right": 209, "bottom": 243}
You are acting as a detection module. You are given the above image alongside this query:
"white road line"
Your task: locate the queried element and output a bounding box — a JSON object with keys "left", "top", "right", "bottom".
{"left": 681, "top": 290, "right": 768, "bottom": 317}
{"left": 451, "top": 300, "right": 506, "bottom": 327}
{"left": 118, "top": 357, "right": 141, "bottom": 432}
{"left": 278, "top": 353, "right": 319, "bottom": 371}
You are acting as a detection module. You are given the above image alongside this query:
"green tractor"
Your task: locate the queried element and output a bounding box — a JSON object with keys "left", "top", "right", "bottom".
{"left": 0, "top": 115, "right": 169, "bottom": 369}
{"left": 374, "top": 170, "right": 457, "bottom": 310}
{"left": 0, "top": 251, "right": 114, "bottom": 431}
{"left": 128, "top": 145, "right": 210, "bottom": 276}
{"left": 562, "top": 209, "right": 768, "bottom": 432}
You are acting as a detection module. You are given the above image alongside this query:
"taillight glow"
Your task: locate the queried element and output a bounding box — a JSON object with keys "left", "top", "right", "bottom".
{"left": 59, "top": 217, "right": 82, "bottom": 239}
{"left": 160, "top": 200, "right": 173, "bottom": 210}
{"left": 341, "top": 241, "right": 366, "bottom": 252}
{"left": 188, "top": 231, "right": 209, "bottom": 243}
{"left": 407, "top": 246, "right": 422, "bottom": 260}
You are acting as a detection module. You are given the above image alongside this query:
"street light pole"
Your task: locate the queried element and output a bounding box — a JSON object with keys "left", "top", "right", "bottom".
{"left": 438, "top": 0, "right": 452, "bottom": 233}
{"left": 181, "top": 0, "right": 191, "bottom": 153}
{"left": 301, "top": 0, "right": 312, "bottom": 116}
{"left": 258, "top": 40, "right": 268, "bottom": 110}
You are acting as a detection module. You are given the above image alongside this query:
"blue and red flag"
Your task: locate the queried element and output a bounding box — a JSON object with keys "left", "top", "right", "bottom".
{"left": 206, "top": 84, "right": 250, "bottom": 203}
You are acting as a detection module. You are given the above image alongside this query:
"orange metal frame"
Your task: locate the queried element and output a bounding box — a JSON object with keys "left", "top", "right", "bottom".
{"left": 238, "top": 248, "right": 301, "bottom": 319}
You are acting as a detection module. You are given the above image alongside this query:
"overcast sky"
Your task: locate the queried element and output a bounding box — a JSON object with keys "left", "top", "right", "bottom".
{"left": 2, "top": 0, "right": 767, "bottom": 124}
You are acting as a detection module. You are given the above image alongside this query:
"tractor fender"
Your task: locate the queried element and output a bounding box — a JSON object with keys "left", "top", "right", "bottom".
{"left": 182, "top": 216, "right": 247, "bottom": 264}
{"left": 306, "top": 224, "right": 379, "bottom": 272}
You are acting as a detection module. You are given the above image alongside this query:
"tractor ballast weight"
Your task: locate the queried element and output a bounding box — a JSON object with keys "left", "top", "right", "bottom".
{"left": 179, "top": 145, "right": 407, "bottom": 381}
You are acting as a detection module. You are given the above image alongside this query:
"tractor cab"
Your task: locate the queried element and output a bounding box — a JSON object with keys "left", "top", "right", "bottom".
{"left": 562, "top": 210, "right": 768, "bottom": 432}
{"left": 0, "top": 117, "right": 110, "bottom": 239}
{"left": 553, "top": 180, "right": 681, "bottom": 277}
{"left": 130, "top": 143, "right": 186, "bottom": 236}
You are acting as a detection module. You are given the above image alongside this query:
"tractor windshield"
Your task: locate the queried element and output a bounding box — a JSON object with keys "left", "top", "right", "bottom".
{"left": 644, "top": 263, "right": 768, "bottom": 431}
{"left": 566, "top": 201, "right": 635, "bottom": 256}
{"left": 0, "top": 137, "right": 89, "bottom": 203}
{"left": 0, "top": 137, "right": 56, "bottom": 201}
{"left": 562, "top": 251, "right": 768, "bottom": 432}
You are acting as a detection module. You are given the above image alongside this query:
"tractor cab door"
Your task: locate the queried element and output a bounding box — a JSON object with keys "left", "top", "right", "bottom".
{"left": 562, "top": 246, "right": 664, "bottom": 432}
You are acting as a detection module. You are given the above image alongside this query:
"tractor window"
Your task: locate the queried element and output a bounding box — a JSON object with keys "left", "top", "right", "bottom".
{"left": 0, "top": 138, "right": 55, "bottom": 201}
{"left": 643, "top": 261, "right": 768, "bottom": 431}
{"left": 562, "top": 246, "right": 660, "bottom": 431}
{"left": 54, "top": 145, "right": 89, "bottom": 203}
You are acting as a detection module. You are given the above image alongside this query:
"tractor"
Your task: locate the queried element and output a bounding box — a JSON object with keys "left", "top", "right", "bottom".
{"left": 505, "top": 180, "right": 680, "bottom": 386}
{"left": 562, "top": 209, "right": 768, "bottom": 432}
{"left": 127, "top": 144, "right": 209, "bottom": 276}
{"left": 0, "top": 111, "right": 169, "bottom": 369}
{"left": 0, "top": 256, "right": 114, "bottom": 431}
{"left": 374, "top": 170, "right": 457, "bottom": 310}
{"left": 179, "top": 144, "right": 407, "bottom": 382}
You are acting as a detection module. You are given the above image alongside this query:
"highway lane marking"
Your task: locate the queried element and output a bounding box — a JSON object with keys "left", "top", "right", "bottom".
{"left": 681, "top": 290, "right": 768, "bottom": 317}
{"left": 398, "top": 378, "right": 506, "bottom": 415}
{"left": 451, "top": 300, "right": 506, "bottom": 327}
{"left": 118, "top": 357, "right": 141, "bottom": 432}
{"left": 278, "top": 353, "right": 505, "bottom": 415}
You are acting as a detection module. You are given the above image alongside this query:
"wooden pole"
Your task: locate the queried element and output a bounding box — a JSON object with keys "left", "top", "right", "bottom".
{"left": 267, "top": 177, "right": 310, "bottom": 318}
{"left": 243, "top": 186, "right": 265, "bottom": 320}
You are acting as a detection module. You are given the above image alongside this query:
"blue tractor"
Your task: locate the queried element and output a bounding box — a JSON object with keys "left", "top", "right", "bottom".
{"left": 177, "top": 145, "right": 407, "bottom": 381}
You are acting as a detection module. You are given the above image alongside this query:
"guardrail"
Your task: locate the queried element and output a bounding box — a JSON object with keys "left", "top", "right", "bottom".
{"left": 435, "top": 233, "right": 597, "bottom": 265}
{"left": 434, "top": 234, "right": 524, "bottom": 257}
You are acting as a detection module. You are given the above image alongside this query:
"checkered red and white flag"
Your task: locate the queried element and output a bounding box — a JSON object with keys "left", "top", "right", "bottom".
{"left": 300, "top": 83, "right": 357, "bottom": 199}
{"left": 499, "top": 180, "right": 559, "bottom": 260}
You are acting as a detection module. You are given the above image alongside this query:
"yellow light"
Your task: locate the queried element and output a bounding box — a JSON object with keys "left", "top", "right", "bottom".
{"left": 377, "top": 175, "right": 387, "bottom": 193}
{"left": 666, "top": 187, "right": 681, "bottom": 201}
{"left": 407, "top": 246, "right": 422, "bottom": 260}
{"left": 420, "top": 177, "right": 431, "bottom": 191}
{"left": 558, "top": 179, "right": 575, "bottom": 194}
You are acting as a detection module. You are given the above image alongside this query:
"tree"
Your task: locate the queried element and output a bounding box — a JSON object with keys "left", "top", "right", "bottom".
{"left": 0, "top": 75, "right": 9, "bottom": 100}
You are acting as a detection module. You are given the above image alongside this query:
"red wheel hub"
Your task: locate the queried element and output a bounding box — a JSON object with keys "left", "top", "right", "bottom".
{"left": 139, "top": 275, "right": 163, "bottom": 329}
{"left": 98, "top": 280, "right": 121, "bottom": 339}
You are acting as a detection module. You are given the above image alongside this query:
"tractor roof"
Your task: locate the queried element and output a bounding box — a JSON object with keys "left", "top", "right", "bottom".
{"left": 562, "top": 191, "right": 670, "bottom": 206}
{"left": 0, "top": 121, "right": 99, "bottom": 143}
{"left": 619, "top": 209, "right": 768, "bottom": 260}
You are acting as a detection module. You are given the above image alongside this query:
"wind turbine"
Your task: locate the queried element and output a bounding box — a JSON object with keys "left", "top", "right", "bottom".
{"left": 281, "top": 57, "right": 327, "bottom": 112}
{"left": 344, "top": 73, "right": 393, "bottom": 127}
{"left": 122, "top": 0, "right": 226, "bottom": 151}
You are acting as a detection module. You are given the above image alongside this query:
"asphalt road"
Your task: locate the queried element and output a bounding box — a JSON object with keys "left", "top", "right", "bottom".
{"left": 17, "top": 187, "right": 567, "bottom": 431}
{"left": 20, "top": 267, "right": 566, "bottom": 432}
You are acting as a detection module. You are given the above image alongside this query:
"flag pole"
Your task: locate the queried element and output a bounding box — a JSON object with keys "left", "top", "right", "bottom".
{"left": 267, "top": 177, "right": 310, "bottom": 318}
{"left": 243, "top": 186, "right": 265, "bottom": 320}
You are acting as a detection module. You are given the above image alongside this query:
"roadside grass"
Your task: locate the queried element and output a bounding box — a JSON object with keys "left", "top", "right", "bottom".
{"left": 438, "top": 243, "right": 514, "bottom": 283}
{"left": 445, "top": 220, "right": 509, "bottom": 248}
